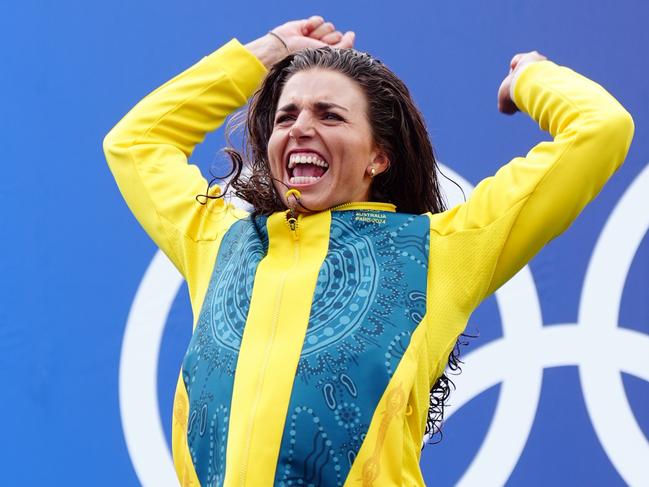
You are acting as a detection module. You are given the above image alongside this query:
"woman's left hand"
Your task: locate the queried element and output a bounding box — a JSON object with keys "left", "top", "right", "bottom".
{"left": 498, "top": 50, "right": 548, "bottom": 114}
{"left": 271, "top": 16, "right": 356, "bottom": 53}
{"left": 246, "top": 16, "right": 355, "bottom": 69}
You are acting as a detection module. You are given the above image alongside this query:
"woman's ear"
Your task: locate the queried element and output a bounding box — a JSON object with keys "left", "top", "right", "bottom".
{"left": 371, "top": 151, "right": 390, "bottom": 176}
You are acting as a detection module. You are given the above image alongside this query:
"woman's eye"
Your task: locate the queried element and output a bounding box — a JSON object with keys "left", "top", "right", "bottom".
{"left": 274, "top": 112, "right": 343, "bottom": 125}
{"left": 275, "top": 114, "right": 295, "bottom": 124}
{"left": 323, "top": 112, "right": 343, "bottom": 121}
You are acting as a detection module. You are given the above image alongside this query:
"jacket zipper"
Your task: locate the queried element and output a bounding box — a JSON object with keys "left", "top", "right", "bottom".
{"left": 239, "top": 215, "right": 300, "bottom": 486}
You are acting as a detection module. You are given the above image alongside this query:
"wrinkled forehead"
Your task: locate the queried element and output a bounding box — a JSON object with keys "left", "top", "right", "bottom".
{"left": 276, "top": 68, "right": 367, "bottom": 113}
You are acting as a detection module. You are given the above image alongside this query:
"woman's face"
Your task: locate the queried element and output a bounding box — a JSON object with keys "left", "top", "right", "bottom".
{"left": 267, "top": 68, "right": 387, "bottom": 212}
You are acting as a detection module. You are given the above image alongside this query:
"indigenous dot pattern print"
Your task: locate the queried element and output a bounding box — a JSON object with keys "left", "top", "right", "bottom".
{"left": 181, "top": 216, "right": 268, "bottom": 487}
{"left": 274, "top": 211, "right": 430, "bottom": 486}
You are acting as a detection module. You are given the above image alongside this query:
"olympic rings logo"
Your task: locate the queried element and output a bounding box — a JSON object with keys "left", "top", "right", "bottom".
{"left": 119, "top": 163, "right": 649, "bottom": 487}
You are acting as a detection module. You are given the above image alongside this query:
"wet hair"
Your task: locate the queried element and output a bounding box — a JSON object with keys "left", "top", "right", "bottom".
{"left": 209, "top": 46, "right": 464, "bottom": 441}
{"left": 221, "top": 46, "right": 447, "bottom": 215}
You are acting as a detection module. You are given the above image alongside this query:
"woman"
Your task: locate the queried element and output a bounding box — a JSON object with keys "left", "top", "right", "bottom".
{"left": 104, "top": 15, "right": 634, "bottom": 487}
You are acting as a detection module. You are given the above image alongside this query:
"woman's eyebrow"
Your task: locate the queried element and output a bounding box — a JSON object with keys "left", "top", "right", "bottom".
{"left": 314, "top": 102, "right": 349, "bottom": 112}
{"left": 276, "top": 101, "right": 349, "bottom": 113}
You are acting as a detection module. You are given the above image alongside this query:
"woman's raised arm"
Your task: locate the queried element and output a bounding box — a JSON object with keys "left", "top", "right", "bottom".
{"left": 103, "top": 40, "right": 267, "bottom": 277}
{"left": 428, "top": 53, "right": 634, "bottom": 306}
{"left": 103, "top": 16, "right": 354, "bottom": 278}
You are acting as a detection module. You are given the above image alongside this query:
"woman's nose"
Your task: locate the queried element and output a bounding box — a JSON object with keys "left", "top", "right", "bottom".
{"left": 289, "top": 112, "right": 315, "bottom": 139}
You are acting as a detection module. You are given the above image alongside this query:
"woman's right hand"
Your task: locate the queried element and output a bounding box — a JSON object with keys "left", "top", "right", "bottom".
{"left": 246, "top": 16, "right": 355, "bottom": 68}
{"left": 497, "top": 50, "right": 548, "bottom": 114}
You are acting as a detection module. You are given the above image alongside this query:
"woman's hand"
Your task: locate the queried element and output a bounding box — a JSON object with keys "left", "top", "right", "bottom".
{"left": 498, "top": 50, "right": 548, "bottom": 114}
{"left": 246, "top": 16, "right": 355, "bottom": 69}
{"left": 272, "top": 16, "right": 355, "bottom": 52}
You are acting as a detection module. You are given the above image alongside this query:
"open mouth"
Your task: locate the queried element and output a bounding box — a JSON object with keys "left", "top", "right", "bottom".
{"left": 287, "top": 152, "right": 329, "bottom": 185}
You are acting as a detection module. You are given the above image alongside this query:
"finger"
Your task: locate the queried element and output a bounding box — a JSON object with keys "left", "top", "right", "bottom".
{"left": 530, "top": 50, "right": 547, "bottom": 59}
{"left": 309, "top": 21, "right": 336, "bottom": 39}
{"left": 534, "top": 51, "right": 548, "bottom": 61}
{"left": 301, "top": 37, "right": 327, "bottom": 49}
{"left": 334, "top": 31, "right": 355, "bottom": 49}
{"left": 301, "top": 15, "right": 325, "bottom": 35}
{"left": 498, "top": 94, "right": 518, "bottom": 115}
{"left": 321, "top": 31, "right": 343, "bottom": 45}
{"left": 497, "top": 76, "right": 518, "bottom": 115}
{"left": 510, "top": 53, "right": 525, "bottom": 70}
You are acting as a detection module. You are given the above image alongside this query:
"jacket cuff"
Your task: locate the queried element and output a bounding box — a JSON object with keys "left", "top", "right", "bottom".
{"left": 510, "top": 60, "right": 553, "bottom": 110}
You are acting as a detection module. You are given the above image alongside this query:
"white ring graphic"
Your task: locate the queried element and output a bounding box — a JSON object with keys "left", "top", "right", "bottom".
{"left": 448, "top": 162, "right": 649, "bottom": 486}
{"left": 428, "top": 165, "right": 545, "bottom": 486}
{"left": 119, "top": 164, "right": 649, "bottom": 486}
{"left": 578, "top": 161, "right": 649, "bottom": 486}
{"left": 119, "top": 251, "right": 182, "bottom": 486}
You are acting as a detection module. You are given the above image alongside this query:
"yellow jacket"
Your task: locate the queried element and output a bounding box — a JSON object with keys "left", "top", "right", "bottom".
{"left": 104, "top": 39, "right": 634, "bottom": 486}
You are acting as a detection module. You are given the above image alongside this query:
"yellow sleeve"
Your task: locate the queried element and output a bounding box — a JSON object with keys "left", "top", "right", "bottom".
{"left": 429, "top": 60, "right": 634, "bottom": 301}
{"left": 103, "top": 39, "right": 267, "bottom": 277}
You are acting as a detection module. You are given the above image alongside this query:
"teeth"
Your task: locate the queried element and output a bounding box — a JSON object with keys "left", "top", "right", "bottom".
{"left": 287, "top": 153, "right": 329, "bottom": 169}
{"left": 289, "top": 176, "right": 320, "bottom": 184}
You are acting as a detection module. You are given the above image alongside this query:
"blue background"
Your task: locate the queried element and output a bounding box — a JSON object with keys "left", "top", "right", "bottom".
{"left": 1, "top": 0, "right": 647, "bottom": 485}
